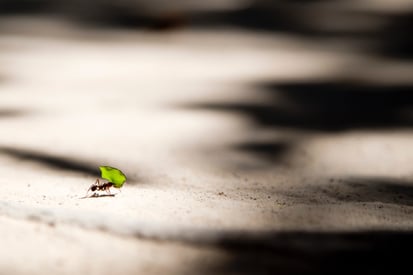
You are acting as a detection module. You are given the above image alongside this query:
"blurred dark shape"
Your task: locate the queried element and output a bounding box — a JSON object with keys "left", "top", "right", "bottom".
{"left": 233, "top": 141, "right": 292, "bottom": 163}
{"left": 194, "top": 1, "right": 368, "bottom": 35}
{"left": 205, "top": 177, "right": 413, "bottom": 274}
{"left": 193, "top": 1, "right": 281, "bottom": 32}
{"left": 54, "top": 1, "right": 191, "bottom": 30}
{"left": 0, "top": 147, "right": 144, "bottom": 182}
{"left": 88, "top": 10, "right": 189, "bottom": 30}
{"left": 0, "top": 0, "right": 252, "bottom": 30}
{"left": 203, "top": 230, "right": 413, "bottom": 275}
{"left": 186, "top": 81, "right": 413, "bottom": 132}
{"left": 0, "top": 0, "right": 50, "bottom": 14}
{"left": 0, "top": 109, "right": 26, "bottom": 118}
{"left": 0, "top": 146, "right": 99, "bottom": 176}
{"left": 196, "top": 1, "right": 413, "bottom": 60}
{"left": 375, "top": 12, "right": 413, "bottom": 59}
{"left": 0, "top": 0, "right": 412, "bottom": 58}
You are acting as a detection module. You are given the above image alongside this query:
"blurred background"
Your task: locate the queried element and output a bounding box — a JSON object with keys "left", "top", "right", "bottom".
{"left": 1, "top": 0, "right": 412, "bottom": 169}
{"left": 1, "top": 0, "right": 413, "bottom": 275}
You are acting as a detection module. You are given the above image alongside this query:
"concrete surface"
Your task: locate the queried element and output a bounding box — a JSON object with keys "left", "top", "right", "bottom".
{"left": 0, "top": 15, "right": 413, "bottom": 275}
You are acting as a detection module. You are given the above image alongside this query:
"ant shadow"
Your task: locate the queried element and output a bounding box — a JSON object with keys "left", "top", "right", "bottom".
{"left": 79, "top": 193, "right": 117, "bottom": 199}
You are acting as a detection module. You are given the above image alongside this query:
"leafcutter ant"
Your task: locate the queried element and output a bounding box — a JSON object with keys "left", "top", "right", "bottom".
{"left": 83, "top": 179, "right": 116, "bottom": 198}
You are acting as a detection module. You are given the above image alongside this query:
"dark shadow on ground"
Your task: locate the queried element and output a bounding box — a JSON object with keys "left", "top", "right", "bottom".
{"left": 283, "top": 177, "right": 413, "bottom": 207}
{"left": 185, "top": 81, "right": 413, "bottom": 132}
{"left": 373, "top": 12, "right": 413, "bottom": 60}
{"left": 181, "top": 80, "right": 413, "bottom": 167}
{"left": 200, "top": 230, "right": 413, "bottom": 275}
{"left": 0, "top": 146, "right": 141, "bottom": 182}
{"left": 0, "top": 109, "right": 26, "bottom": 118}
{"left": 194, "top": 1, "right": 338, "bottom": 35}
{"left": 195, "top": 2, "right": 413, "bottom": 60}
{"left": 191, "top": 176, "right": 413, "bottom": 274}
{"left": 0, "top": 0, "right": 51, "bottom": 14}
{"left": 0, "top": 0, "right": 187, "bottom": 30}
{"left": 1, "top": 1, "right": 412, "bottom": 57}
{"left": 0, "top": 146, "right": 99, "bottom": 177}
{"left": 232, "top": 141, "right": 292, "bottom": 164}
{"left": 327, "top": 178, "right": 413, "bottom": 206}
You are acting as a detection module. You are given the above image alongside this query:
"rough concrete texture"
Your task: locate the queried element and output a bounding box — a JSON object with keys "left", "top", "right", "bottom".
{"left": 0, "top": 9, "right": 413, "bottom": 275}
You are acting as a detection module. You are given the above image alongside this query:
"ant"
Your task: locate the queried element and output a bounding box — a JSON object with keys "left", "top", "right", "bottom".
{"left": 83, "top": 179, "right": 116, "bottom": 198}
{"left": 81, "top": 166, "right": 126, "bottom": 198}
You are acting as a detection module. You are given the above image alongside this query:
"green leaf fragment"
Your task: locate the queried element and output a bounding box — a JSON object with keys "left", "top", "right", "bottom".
{"left": 99, "top": 166, "right": 127, "bottom": 188}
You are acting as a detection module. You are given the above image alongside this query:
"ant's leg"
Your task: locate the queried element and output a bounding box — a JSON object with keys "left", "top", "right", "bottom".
{"left": 85, "top": 186, "right": 92, "bottom": 197}
{"left": 85, "top": 179, "right": 100, "bottom": 197}
{"left": 105, "top": 184, "right": 112, "bottom": 195}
